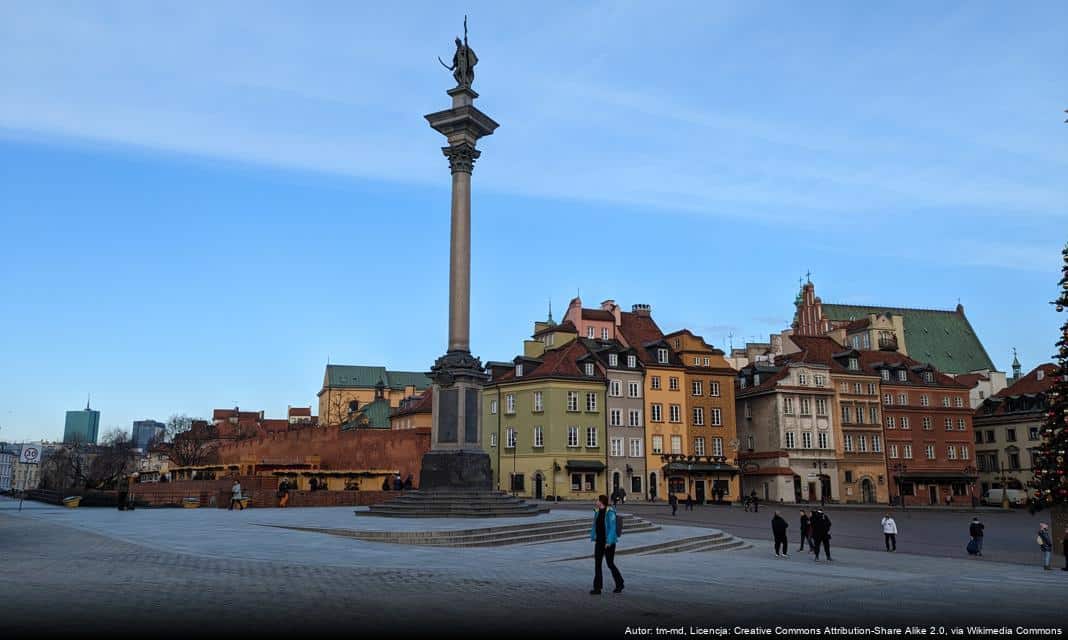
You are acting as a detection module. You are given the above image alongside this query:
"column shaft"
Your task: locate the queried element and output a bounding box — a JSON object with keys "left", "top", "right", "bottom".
{"left": 448, "top": 169, "right": 471, "bottom": 352}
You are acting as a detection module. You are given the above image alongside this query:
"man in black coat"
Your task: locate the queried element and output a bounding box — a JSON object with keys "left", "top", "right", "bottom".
{"left": 771, "top": 511, "right": 789, "bottom": 557}
{"left": 668, "top": 493, "right": 678, "bottom": 516}
{"left": 811, "top": 508, "right": 832, "bottom": 561}
{"left": 798, "top": 509, "right": 812, "bottom": 552}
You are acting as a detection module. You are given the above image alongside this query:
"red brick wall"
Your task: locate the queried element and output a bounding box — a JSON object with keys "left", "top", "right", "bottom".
{"left": 213, "top": 426, "right": 431, "bottom": 485}
{"left": 133, "top": 476, "right": 279, "bottom": 508}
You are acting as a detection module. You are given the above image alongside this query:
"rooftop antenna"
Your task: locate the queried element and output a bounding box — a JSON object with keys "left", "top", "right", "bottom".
{"left": 86, "top": 393, "right": 91, "bottom": 410}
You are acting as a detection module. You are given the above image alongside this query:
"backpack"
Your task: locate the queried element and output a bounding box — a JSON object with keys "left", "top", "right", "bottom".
{"left": 614, "top": 511, "right": 623, "bottom": 538}
{"left": 967, "top": 538, "right": 979, "bottom": 555}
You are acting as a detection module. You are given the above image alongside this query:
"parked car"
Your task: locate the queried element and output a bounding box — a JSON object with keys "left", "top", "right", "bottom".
{"left": 982, "top": 488, "right": 1028, "bottom": 507}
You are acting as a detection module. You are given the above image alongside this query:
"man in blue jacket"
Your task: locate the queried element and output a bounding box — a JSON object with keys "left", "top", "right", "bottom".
{"left": 590, "top": 494, "right": 624, "bottom": 594}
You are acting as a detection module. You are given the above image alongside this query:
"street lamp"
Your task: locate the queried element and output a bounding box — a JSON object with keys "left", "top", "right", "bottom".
{"left": 892, "top": 462, "right": 908, "bottom": 511}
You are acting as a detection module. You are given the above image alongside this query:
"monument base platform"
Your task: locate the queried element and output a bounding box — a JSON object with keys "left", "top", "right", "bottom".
{"left": 418, "top": 450, "right": 493, "bottom": 491}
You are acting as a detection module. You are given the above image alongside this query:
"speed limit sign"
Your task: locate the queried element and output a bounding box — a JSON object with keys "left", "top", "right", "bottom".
{"left": 19, "top": 445, "right": 41, "bottom": 465}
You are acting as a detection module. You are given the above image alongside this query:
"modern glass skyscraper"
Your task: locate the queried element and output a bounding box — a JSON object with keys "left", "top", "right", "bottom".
{"left": 63, "top": 402, "right": 100, "bottom": 444}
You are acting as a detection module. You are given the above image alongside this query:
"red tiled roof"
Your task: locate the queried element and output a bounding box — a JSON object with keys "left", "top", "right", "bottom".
{"left": 618, "top": 311, "right": 665, "bottom": 363}
{"left": 735, "top": 366, "right": 790, "bottom": 397}
{"left": 582, "top": 309, "right": 615, "bottom": 321}
{"left": 953, "top": 373, "right": 990, "bottom": 387}
{"left": 994, "top": 364, "right": 1059, "bottom": 399}
{"left": 287, "top": 407, "right": 312, "bottom": 417}
{"left": 260, "top": 419, "right": 289, "bottom": 433}
{"left": 392, "top": 390, "right": 433, "bottom": 416}
{"left": 789, "top": 335, "right": 965, "bottom": 388}
{"left": 493, "top": 340, "right": 599, "bottom": 383}
{"left": 844, "top": 318, "right": 871, "bottom": 331}
{"left": 532, "top": 320, "right": 578, "bottom": 337}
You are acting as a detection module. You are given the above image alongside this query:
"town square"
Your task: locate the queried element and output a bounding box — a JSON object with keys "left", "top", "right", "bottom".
{"left": 1, "top": 2, "right": 1066, "bottom": 638}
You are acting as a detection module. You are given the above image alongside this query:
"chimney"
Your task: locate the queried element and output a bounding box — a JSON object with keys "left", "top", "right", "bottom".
{"left": 600, "top": 299, "right": 616, "bottom": 311}
{"left": 631, "top": 303, "right": 652, "bottom": 316}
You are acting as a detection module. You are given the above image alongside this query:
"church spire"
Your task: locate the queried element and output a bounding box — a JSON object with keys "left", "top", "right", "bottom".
{"left": 1011, "top": 348, "right": 1022, "bottom": 381}
{"left": 547, "top": 299, "right": 555, "bottom": 325}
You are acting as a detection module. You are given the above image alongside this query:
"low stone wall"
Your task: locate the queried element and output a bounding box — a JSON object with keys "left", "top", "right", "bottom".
{"left": 27, "top": 488, "right": 119, "bottom": 507}
{"left": 133, "top": 476, "right": 278, "bottom": 508}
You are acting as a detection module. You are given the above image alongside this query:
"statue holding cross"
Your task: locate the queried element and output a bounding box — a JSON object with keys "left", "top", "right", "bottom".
{"left": 438, "top": 16, "right": 478, "bottom": 89}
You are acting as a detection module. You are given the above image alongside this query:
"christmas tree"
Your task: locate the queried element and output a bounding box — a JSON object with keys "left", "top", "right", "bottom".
{"left": 1028, "top": 243, "right": 1068, "bottom": 513}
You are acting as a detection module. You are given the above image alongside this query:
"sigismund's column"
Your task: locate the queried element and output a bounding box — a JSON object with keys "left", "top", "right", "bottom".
{"left": 419, "top": 26, "right": 499, "bottom": 490}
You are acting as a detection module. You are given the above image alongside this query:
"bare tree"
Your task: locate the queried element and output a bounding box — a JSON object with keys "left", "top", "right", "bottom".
{"left": 161, "top": 414, "right": 219, "bottom": 467}
{"left": 38, "top": 432, "right": 138, "bottom": 491}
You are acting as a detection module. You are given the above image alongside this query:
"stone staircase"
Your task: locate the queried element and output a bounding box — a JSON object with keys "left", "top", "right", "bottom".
{"left": 265, "top": 514, "right": 657, "bottom": 547}
{"left": 359, "top": 489, "right": 550, "bottom": 518}
{"left": 550, "top": 529, "right": 749, "bottom": 561}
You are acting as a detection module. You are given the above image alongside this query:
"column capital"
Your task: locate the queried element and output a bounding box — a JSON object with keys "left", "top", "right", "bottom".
{"left": 442, "top": 143, "right": 481, "bottom": 174}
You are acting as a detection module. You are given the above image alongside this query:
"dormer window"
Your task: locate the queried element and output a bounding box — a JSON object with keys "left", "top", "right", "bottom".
{"left": 1037, "top": 370, "right": 1045, "bottom": 381}
{"left": 880, "top": 370, "right": 890, "bottom": 381}
{"left": 585, "top": 362, "right": 595, "bottom": 377}
{"left": 848, "top": 358, "right": 859, "bottom": 371}
{"left": 657, "top": 348, "right": 668, "bottom": 364}
{"left": 922, "top": 371, "right": 933, "bottom": 383}
{"left": 609, "top": 353, "right": 618, "bottom": 367}
{"left": 897, "top": 370, "right": 908, "bottom": 382}
{"left": 516, "top": 364, "right": 523, "bottom": 377}
{"left": 627, "top": 355, "right": 636, "bottom": 368}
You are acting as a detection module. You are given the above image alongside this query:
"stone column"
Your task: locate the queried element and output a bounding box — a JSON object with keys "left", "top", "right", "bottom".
{"left": 443, "top": 143, "right": 479, "bottom": 353}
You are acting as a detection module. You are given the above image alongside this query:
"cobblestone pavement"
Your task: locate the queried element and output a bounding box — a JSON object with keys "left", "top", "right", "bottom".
{"left": 1, "top": 499, "right": 1065, "bottom": 638}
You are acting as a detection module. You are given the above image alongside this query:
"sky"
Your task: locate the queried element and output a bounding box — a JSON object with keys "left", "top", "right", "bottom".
{"left": 1, "top": 1, "right": 1065, "bottom": 442}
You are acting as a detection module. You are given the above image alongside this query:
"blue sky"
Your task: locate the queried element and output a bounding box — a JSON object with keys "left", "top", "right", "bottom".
{"left": 1, "top": 2, "right": 1065, "bottom": 442}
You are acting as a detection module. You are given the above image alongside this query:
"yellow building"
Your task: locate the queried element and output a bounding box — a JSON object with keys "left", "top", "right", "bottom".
{"left": 390, "top": 390, "right": 433, "bottom": 430}
{"left": 318, "top": 365, "right": 431, "bottom": 427}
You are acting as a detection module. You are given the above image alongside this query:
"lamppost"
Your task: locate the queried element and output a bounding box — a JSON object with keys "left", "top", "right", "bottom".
{"left": 892, "top": 462, "right": 908, "bottom": 511}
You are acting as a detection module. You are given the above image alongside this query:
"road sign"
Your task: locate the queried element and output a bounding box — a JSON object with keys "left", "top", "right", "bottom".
{"left": 19, "top": 445, "right": 41, "bottom": 465}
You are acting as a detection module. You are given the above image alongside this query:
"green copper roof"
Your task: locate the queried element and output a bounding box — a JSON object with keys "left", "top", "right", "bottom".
{"left": 325, "top": 365, "right": 430, "bottom": 390}
{"left": 820, "top": 304, "right": 995, "bottom": 374}
{"left": 341, "top": 398, "right": 393, "bottom": 430}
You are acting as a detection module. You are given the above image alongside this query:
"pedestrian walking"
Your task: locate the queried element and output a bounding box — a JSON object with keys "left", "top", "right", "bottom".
{"left": 771, "top": 511, "right": 789, "bottom": 557}
{"left": 798, "top": 510, "right": 813, "bottom": 552}
{"left": 669, "top": 493, "right": 678, "bottom": 516}
{"left": 1061, "top": 526, "right": 1068, "bottom": 571}
{"left": 969, "top": 517, "right": 985, "bottom": 557}
{"left": 1038, "top": 523, "right": 1053, "bottom": 571}
{"left": 685, "top": 494, "right": 694, "bottom": 511}
{"left": 611, "top": 487, "right": 621, "bottom": 506}
{"left": 881, "top": 513, "right": 898, "bottom": 552}
{"left": 589, "top": 494, "right": 624, "bottom": 595}
{"left": 229, "top": 479, "right": 244, "bottom": 511}
{"left": 811, "top": 508, "right": 832, "bottom": 561}
{"left": 750, "top": 491, "right": 760, "bottom": 513}
{"left": 277, "top": 478, "right": 290, "bottom": 508}
{"left": 403, "top": 474, "right": 413, "bottom": 490}
{"left": 743, "top": 495, "right": 751, "bottom": 512}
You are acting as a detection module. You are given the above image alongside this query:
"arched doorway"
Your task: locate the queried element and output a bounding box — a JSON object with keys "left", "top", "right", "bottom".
{"left": 612, "top": 471, "right": 621, "bottom": 491}
{"left": 534, "top": 473, "right": 544, "bottom": 500}
{"left": 861, "top": 478, "right": 875, "bottom": 504}
{"left": 649, "top": 472, "right": 658, "bottom": 500}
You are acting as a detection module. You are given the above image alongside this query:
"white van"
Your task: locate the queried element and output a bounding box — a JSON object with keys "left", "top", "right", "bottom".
{"left": 982, "top": 488, "right": 1028, "bottom": 507}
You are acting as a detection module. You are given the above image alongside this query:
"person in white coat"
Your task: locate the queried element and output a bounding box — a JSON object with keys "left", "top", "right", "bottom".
{"left": 881, "top": 513, "right": 898, "bottom": 552}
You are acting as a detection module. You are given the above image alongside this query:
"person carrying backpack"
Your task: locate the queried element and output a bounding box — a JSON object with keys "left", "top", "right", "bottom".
{"left": 589, "top": 494, "right": 624, "bottom": 595}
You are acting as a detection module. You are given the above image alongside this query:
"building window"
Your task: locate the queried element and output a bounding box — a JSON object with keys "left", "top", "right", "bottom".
{"left": 629, "top": 438, "right": 643, "bottom": 457}
{"left": 610, "top": 409, "right": 622, "bottom": 427}
{"left": 669, "top": 377, "right": 680, "bottom": 391}
{"left": 844, "top": 470, "right": 854, "bottom": 483}
{"left": 944, "top": 418, "right": 953, "bottom": 431}
{"left": 694, "top": 437, "right": 706, "bottom": 456}
{"left": 628, "top": 409, "right": 641, "bottom": 427}
{"left": 585, "top": 362, "right": 595, "bottom": 377}
{"left": 627, "top": 355, "right": 636, "bottom": 368}
{"left": 610, "top": 380, "right": 622, "bottom": 397}
{"left": 533, "top": 426, "right": 544, "bottom": 448}
{"left": 954, "top": 397, "right": 964, "bottom": 408}
{"left": 567, "top": 392, "right": 578, "bottom": 412}
{"left": 886, "top": 416, "right": 896, "bottom": 429}
{"left": 651, "top": 404, "right": 663, "bottom": 422}
{"left": 744, "top": 402, "right": 752, "bottom": 419}
{"left": 746, "top": 434, "right": 755, "bottom": 450}
{"left": 712, "top": 437, "right": 724, "bottom": 457}
{"left": 711, "top": 408, "right": 722, "bottom": 426}
{"left": 586, "top": 393, "right": 598, "bottom": 412}
{"left": 867, "top": 383, "right": 877, "bottom": 395}
{"left": 490, "top": 400, "right": 498, "bottom": 415}
{"left": 840, "top": 381, "right": 850, "bottom": 393}
{"left": 692, "top": 381, "right": 703, "bottom": 396}
{"left": 533, "top": 391, "right": 543, "bottom": 412}
{"left": 815, "top": 375, "right": 826, "bottom": 387}
{"left": 588, "top": 327, "right": 595, "bottom": 339}
{"left": 957, "top": 418, "right": 966, "bottom": 431}
{"left": 609, "top": 353, "right": 618, "bottom": 367}
{"left": 923, "top": 371, "right": 934, "bottom": 383}
{"left": 1029, "top": 427, "right": 1040, "bottom": 440}
{"left": 884, "top": 394, "right": 893, "bottom": 406}
{"left": 920, "top": 394, "right": 929, "bottom": 407}
{"left": 802, "top": 432, "right": 813, "bottom": 449}
{"left": 657, "top": 348, "right": 669, "bottom": 364}
{"left": 848, "top": 358, "right": 859, "bottom": 370}
{"left": 841, "top": 405, "right": 851, "bottom": 423}
{"left": 880, "top": 370, "right": 890, "bottom": 381}
{"left": 567, "top": 426, "right": 579, "bottom": 447}
{"left": 888, "top": 444, "right": 898, "bottom": 459}
{"left": 516, "top": 364, "right": 523, "bottom": 377}
{"left": 897, "top": 393, "right": 907, "bottom": 405}
{"left": 506, "top": 427, "right": 517, "bottom": 449}
{"left": 903, "top": 444, "right": 913, "bottom": 459}
{"left": 571, "top": 472, "right": 595, "bottom": 492}
{"left": 510, "top": 473, "right": 525, "bottom": 492}
{"left": 960, "top": 446, "right": 969, "bottom": 460}
{"left": 693, "top": 356, "right": 700, "bottom": 366}
{"left": 670, "top": 435, "right": 682, "bottom": 454}
{"left": 870, "top": 407, "right": 878, "bottom": 423}
{"left": 669, "top": 404, "right": 681, "bottom": 423}
{"left": 985, "top": 430, "right": 995, "bottom": 443}
{"left": 784, "top": 397, "right": 794, "bottom": 415}
{"left": 947, "top": 445, "right": 957, "bottom": 460}
{"left": 973, "top": 431, "right": 983, "bottom": 444}
{"left": 506, "top": 394, "right": 516, "bottom": 414}
{"left": 844, "top": 435, "right": 854, "bottom": 452}
{"left": 922, "top": 416, "right": 932, "bottom": 430}
{"left": 651, "top": 435, "right": 664, "bottom": 454}
{"left": 611, "top": 437, "right": 624, "bottom": 457}
{"left": 490, "top": 433, "right": 497, "bottom": 447}
{"left": 651, "top": 376, "right": 661, "bottom": 390}
{"left": 853, "top": 435, "right": 865, "bottom": 452}
{"left": 941, "top": 396, "right": 950, "bottom": 408}
{"left": 897, "top": 370, "right": 907, "bottom": 382}
{"left": 668, "top": 477, "right": 686, "bottom": 494}
{"left": 798, "top": 372, "right": 808, "bottom": 385}
{"left": 602, "top": 328, "right": 609, "bottom": 340}
{"left": 818, "top": 432, "right": 829, "bottom": 449}
{"left": 692, "top": 407, "right": 705, "bottom": 426}
{"left": 786, "top": 432, "right": 796, "bottom": 448}
{"left": 816, "top": 399, "right": 828, "bottom": 416}
{"left": 872, "top": 435, "right": 882, "bottom": 452}
{"left": 800, "top": 398, "right": 811, "bottom": 415}
{"left": 709, "top": 381, "right": 721, "bottom": 396}
{"left": 586, "top": 427, "right": 598, "bottom": 448}
{"left": 900, "top": 416, "right": 910, "bottom": 430}
{"left": 925, "top": 444, "right": 936, "bottom": 460}
{"left": 628, "top": 381, "right": 640, "bottom": 398}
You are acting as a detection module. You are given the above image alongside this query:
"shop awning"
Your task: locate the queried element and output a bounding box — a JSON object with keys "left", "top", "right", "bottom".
{"left": 566, "top": 460, "right": 606, "bottom": 471}
{"left": 662, "top": 461, "right": 740, "bottom": 475}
